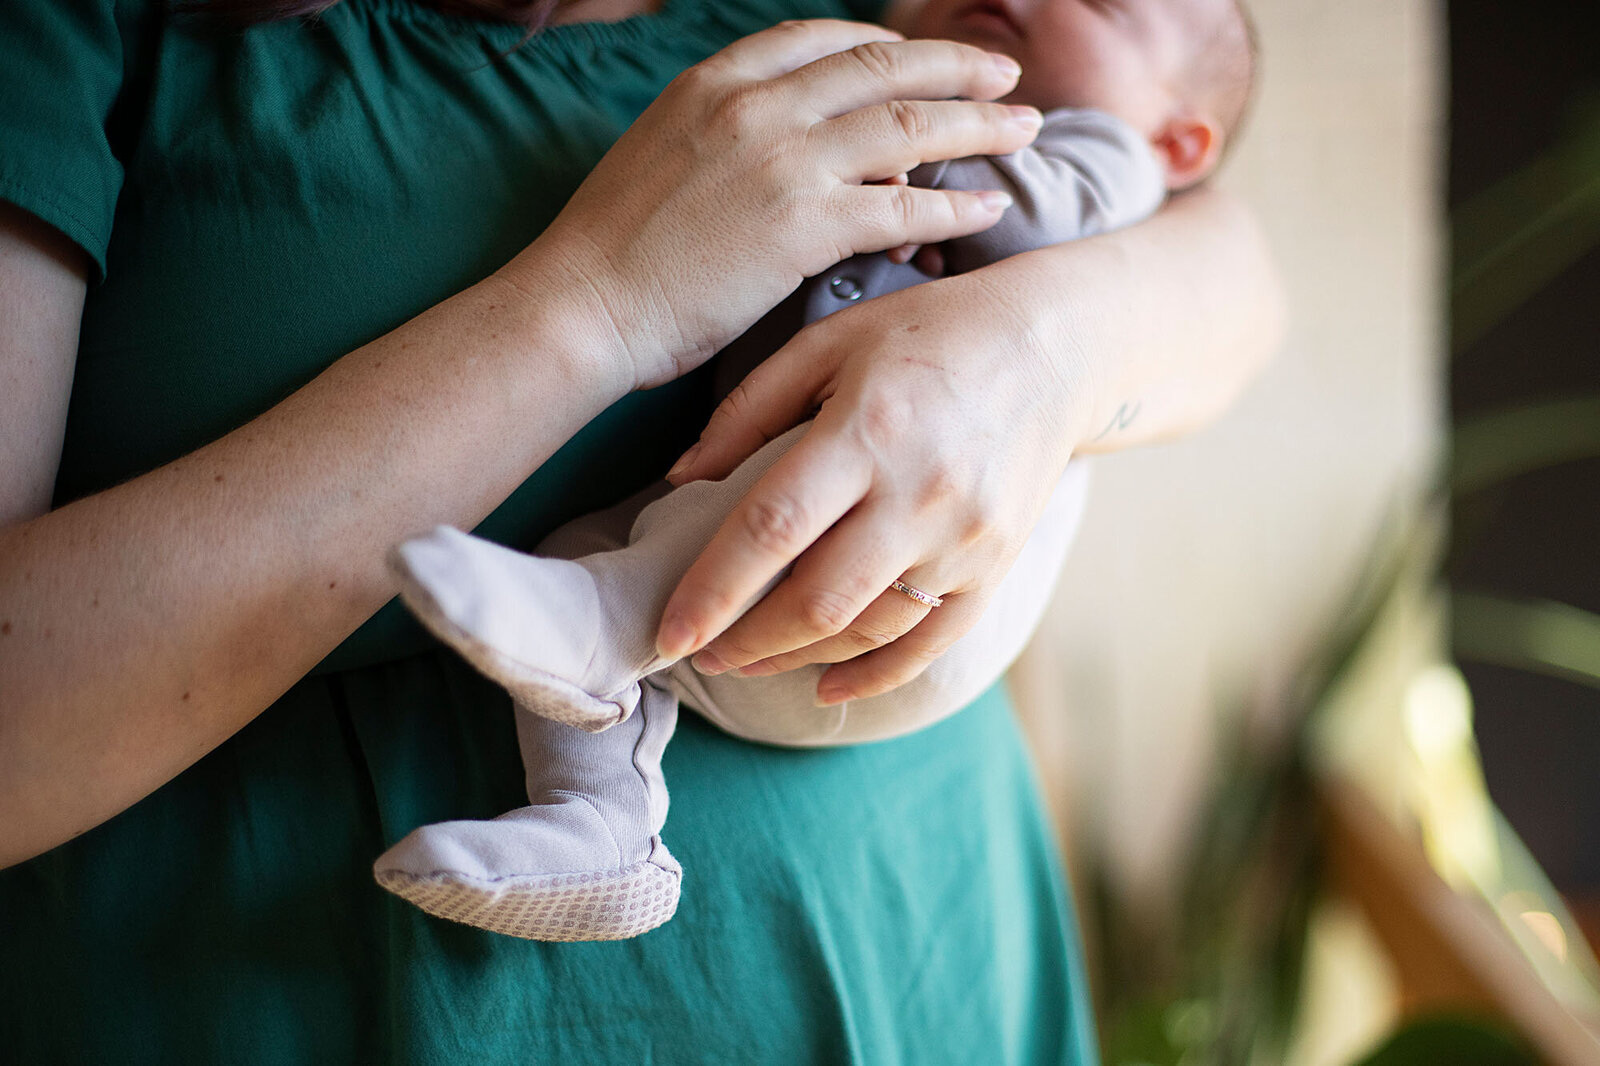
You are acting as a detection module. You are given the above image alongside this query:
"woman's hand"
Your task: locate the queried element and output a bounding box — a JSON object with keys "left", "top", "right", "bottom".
{"left": 508, "top": 19, "right": 1043, "bottom": 391}
{"left": 653, "top": 188, "right": 1286, "bottom": 702}
{"left": 654, "top": 267, "right": 1076, "bottom": 703}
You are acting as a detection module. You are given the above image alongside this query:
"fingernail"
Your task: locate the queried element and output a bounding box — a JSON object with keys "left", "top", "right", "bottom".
{"left": 991, "top": 53, "right": 1021, "bottom": 79}
{"left": 977, "top": 190, "right": 1013, "bottom": 212}
{"left": 666, "top": 442, "right": 703, "bottom": 484}
{"left": 1007, "top": 105, "right": 1042, "bottom": 130}
{"left": 657, "top": 616, "right": 698, "bottom": 659}
{"left": 692, "top": 649, "right": 731, "bottom": 675}
{"left": 815, "top": 686, "right": 849, "bottom": 707}
{"left": 736, "top": 660, "right": 782, "bottom": 678}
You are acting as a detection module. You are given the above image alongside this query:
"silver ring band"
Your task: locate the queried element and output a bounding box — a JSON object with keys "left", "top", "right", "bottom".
{"left": 890, "top": 579, "right": 943, "bottom": 608}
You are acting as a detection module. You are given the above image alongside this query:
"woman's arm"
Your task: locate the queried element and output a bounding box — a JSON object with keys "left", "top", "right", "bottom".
{"left": 1046, "top": 188, "right": 1286, "bottom": 453}
{"left": 0, "top": 20, "right": 1042, "bottom": 868}
{"left": 0, "top": 208, "right": 633, "bottom": 869}
{"left": 656, "top": 187, "right": 1286, "bottom": 694}
{"left": 0, "top": 205, "right": 81, "bottom": 527}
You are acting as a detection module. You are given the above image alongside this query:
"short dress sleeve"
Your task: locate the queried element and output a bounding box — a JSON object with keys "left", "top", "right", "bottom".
{"left": 0, "top": 0, "right": 131, "bottom": 280}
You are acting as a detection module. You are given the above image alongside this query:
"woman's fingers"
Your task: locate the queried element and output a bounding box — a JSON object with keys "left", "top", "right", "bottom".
{"left": 779, "top": 37, "right": 1020, "bottom": 119}
{"left": 731, "top": 587, "right": 932, "bottom": 675}
{"left": 656, "top": 436, "right": 873, "bottom": 659}
{"left": 815, "top": 590, "right": 989, "bottom": 704}
{"left": 689, "top": 498, "right": 932, "bottom": 672}
{"left": 705, "top": 19, "right": 904, "bottom": 81}
{"left": 838, "top": 183, "right": 1014, "bottom": 256}
{"left": 875, "top": 175, "right": 923, "bottom": 265}
{"left": 666, "top": 335, "right": 843, "bottom": 486}
{"left": 822, "top": 100, "right": 1041, "bottom": 183}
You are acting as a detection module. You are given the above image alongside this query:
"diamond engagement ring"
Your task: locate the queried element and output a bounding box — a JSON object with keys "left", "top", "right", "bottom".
{"left": 889, "top": 579, "right": 943, "bottom": 608}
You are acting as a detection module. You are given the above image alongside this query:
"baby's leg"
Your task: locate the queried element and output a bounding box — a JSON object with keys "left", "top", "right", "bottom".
{"left": 375, "top": 428, "right": 805, "bottom": 939}
{"left": 667, "top": 461, "right": 1091, "bottom": 747}
{"left": 373, "top": 679, "right": 680, "bottom": 941}
{"left": 390, "top": 424, "right": 806, "bottom": 732}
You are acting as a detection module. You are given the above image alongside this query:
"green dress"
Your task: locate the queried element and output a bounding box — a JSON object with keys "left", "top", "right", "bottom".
{"left": 0, "top": 1, "right": 1098, "bottom": 1061}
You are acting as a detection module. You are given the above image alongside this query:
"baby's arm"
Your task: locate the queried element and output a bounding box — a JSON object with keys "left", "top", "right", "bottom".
{"left": 913, "top": 107, "right": 1167, "bottom": 275}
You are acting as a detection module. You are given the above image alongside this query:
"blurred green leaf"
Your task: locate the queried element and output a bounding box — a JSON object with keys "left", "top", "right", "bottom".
{"left": 1453, "top": 98, "right": 1600, "bottom": 352}
{"left": 1102, "top": 998, "right": 1187, "bottom": 1066}
{"left": 1451, "top": 396, "right": 1600, "bottom": 496}
{"left": 1351, "top": 1015, "right": 1537, "bottom": 1066}
{"left": 1453, "top": 591, "right": 1600, "bottom": 690}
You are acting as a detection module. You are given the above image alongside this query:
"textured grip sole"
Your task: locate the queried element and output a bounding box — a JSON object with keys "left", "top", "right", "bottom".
{"left": 375, "top": 842, "right": 682, "bottom": 942}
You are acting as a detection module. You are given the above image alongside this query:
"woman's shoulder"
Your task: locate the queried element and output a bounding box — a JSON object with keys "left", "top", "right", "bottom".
{"left": 0, "top": 0, "right": 167, "bottom": 281}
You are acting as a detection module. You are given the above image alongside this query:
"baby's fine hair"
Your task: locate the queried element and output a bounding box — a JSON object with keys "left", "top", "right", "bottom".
{"left": 1187, "top": 0, "right": 1259, "bottom": 151}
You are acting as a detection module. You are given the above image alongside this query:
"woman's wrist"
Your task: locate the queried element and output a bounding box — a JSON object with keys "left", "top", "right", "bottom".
{"left": 490, "top": 240, "right": 642, "bottom": 405}
{"left": 976, "top": 187, "right": 1285, "bottom": 457}
{"left": 950, "top": 259, "right": 1100, "bottom": 463}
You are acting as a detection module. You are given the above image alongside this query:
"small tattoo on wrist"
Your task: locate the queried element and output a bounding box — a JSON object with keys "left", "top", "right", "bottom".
{"left": 1092, "top": 401, "right": 1141, "bottom": 441}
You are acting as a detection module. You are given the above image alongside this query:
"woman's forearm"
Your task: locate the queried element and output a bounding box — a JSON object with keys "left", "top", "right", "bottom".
{"left": 992, "top": 185, "right": 1286, "bottom": 455}
{"left": 0, "top": 265, "right": 630, "bottom": 869}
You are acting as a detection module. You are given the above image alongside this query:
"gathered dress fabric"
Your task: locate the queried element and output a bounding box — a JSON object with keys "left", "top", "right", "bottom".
{"left": 0, "top": 0, "right": 1098, "bottom": 1061}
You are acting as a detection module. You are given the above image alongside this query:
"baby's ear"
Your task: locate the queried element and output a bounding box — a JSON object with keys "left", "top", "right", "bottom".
{"left": 1151, "top": 113, "right": 1223, "bottom": 190}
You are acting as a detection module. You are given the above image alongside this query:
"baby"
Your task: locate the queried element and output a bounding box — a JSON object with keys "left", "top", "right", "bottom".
{"left": 373, "top": 0, "right": 1256, "bottom": 941}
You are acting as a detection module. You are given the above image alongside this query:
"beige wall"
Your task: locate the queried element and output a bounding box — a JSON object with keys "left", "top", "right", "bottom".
{"left": 1011, "top": 0, "right": 1447, "bottom": 920}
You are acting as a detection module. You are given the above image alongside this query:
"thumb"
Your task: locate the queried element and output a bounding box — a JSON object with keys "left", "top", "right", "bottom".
{"left": 667, "top": 332, "right": 843, "bottom": 484}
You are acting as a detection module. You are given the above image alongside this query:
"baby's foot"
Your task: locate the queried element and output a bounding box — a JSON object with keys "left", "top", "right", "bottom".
{"left": 391, "top": 526, "right": 662, "bottom": 731}
{"left": 374, "top": 682, "right": 680, "bottom": 941}
{"left": 374, "top": 805, "right": 681, "bottom": 942}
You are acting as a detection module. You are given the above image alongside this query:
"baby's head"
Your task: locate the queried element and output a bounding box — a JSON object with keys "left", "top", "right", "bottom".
{"left": 899, "top": 0, "right": 1257, "bottom": 189}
